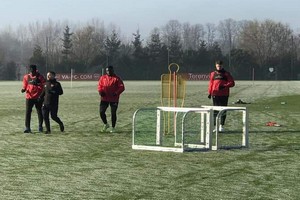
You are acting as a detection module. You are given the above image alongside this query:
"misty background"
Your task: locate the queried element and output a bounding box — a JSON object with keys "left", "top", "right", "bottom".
{"left": 0, "top": 0, "right": 300, "bottom": 80}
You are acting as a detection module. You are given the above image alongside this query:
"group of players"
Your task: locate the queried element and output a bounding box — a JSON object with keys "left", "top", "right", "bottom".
{"left": 21, "top": 60, "right": 233, "bottom": 134}
{"left": 21, "top": 65, "right": 125, "bottom": 134}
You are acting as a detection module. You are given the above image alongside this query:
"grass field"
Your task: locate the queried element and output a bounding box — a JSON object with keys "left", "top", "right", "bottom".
{"left": 0, "top": 80, "right": 299, "bottom": 200}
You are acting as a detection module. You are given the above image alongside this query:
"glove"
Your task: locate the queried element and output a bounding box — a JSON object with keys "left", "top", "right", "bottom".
{"left": 99, "top": 92, "right": 105, "bottom": 97}
{"left": 21, "top": 89, "right": 26, "bottom": 93}
{"left": 208, "top": 94, "right": 211, "bottom": 99}
{"left": 219, "top": 85, "right": 225, "bottom": 90}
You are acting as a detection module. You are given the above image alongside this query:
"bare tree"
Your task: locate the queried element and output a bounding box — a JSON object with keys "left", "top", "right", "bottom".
{"left": 205, "top": 23, "right": 217, "bottom": 49}
{"left": 239, "top": 19, "right": 293, "bottom": 67}
{"left": 182, "top": 23, "right": 205, "bottom": 51}
{"left": 72, "top": 26, "right": 98, "bottom": 71}
{"left": 162, "top": 20, "right": 183, "bottom": 63}
{"left": 218, "top": 18, "right": 240, "bottom": 52}
{"left": 87, "top": 18, "right": 107, "bottom": 54}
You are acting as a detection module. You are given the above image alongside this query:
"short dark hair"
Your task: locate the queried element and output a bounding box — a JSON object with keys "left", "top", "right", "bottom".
{"left": 106, "top": 65, "right": 114, "bottom": 70}
{"left": 29, "top": 64, "right": 37, "bottom": 71}
{"left": 48, "top": 71, "right": 56, "bottom": 76}
{"left": 215, "top": 60, "right": 223, "bottom": 65}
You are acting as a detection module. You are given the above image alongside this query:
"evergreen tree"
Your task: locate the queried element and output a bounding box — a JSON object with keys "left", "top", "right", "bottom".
{"left": 147, "top": 31, "right": 163, "bottom": 63}
{"left": 132, "top": 29, "right": 144, "bottom": 59}
{"left": 62, "top": 26, "right": 73, "bottom": 61}
{"left": 168, "top": 34, "right": 182, "bottom": 64}
{"left": 29, "top": 45, "right": 46, "bottom": 74}
{"left": 209, "top": 42, "right": 223, "bottom": 62}
{"left": 0, "top": 61, "right": 16, "bottom": 80}
{"left": 104, "top": 30, "right": 121, "bottom": 65}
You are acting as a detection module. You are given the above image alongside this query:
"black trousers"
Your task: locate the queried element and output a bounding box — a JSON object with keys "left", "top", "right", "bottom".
{"left": 212, "top": 96, "right": 229, "bottom": 125}
{"left": 99, "top": 101, "right": 119, "bottom": 128}
{"left": 25, "top": 98, "right": 43, "bottom": 129}
{"left": 42, "top": 104, "right": 63, "bottom": 132}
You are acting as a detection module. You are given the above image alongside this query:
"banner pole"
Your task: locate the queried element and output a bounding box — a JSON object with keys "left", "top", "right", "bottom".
{"left": 71, "top": 68, "right": 73, "bottom": 88}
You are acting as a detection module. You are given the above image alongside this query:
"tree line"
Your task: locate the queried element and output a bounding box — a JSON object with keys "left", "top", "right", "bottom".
{"left": 0, "top": 18, "right": 299, "bottom": 80}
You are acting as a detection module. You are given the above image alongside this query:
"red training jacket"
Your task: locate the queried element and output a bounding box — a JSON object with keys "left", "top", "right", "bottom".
{"left": 208, "top": 69, "right": 235, "bottom": 96}
{"left": 22, "top": 73, "right": 46, "bottom": 99}
{"left": 98, "top": 74, "right": 125, "bottom": 102}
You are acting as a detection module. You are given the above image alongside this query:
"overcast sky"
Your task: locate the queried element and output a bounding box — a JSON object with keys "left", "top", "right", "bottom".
{"left": 0, "top": 0, "right": 300, "bottom": 38}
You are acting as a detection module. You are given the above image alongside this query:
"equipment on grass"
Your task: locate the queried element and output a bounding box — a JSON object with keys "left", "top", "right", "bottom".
{"left": 266, "top": 121, "right": 281, "bottom": 127}
{"left": 132, "top": 106, "right": 249, "bottom": 152}
{"left": 161, "top": 63, "right": 186, "bottom": 135}
{"left": 132, "top": 107, "right": 213, "bottom": 152}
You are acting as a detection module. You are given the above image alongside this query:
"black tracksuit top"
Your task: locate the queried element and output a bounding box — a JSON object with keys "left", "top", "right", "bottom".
{"left": 40, "top": 79, "right": 63, "bottom": 106}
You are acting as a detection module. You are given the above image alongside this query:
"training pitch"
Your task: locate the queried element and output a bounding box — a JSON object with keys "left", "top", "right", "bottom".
{"left": 0, "top": 80, "right": 299, "bottom": 199}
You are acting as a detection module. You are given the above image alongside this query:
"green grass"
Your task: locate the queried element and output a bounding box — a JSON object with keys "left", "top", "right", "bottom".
{"left": 0, "top": 81, "right": 300, "bottom": 199}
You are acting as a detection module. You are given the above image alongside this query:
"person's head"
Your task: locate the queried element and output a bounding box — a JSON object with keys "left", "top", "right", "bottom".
{"left": 215, "top": 60, "right": 223, "bottom": 70}
{"left": 47, "top": 71, "right": 56, "bottom": 81}
{"left": 106, "top": 66, "right": 114, "bottom": 76}
{"left": 29, "top": 64, "right": 37, "bottom": 75}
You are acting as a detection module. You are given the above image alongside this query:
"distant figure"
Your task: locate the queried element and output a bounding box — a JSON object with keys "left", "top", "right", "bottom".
{"left": 39, "top": 71, "right": 64, "bottom": 134}
{"left": 21, "top": 64, "right": 46, "bottom": 133}
{"left": 208, "top": 60, "right": 235, "bottom": 132}
{"left": 97, "top": 66, "right": 125, "bottom": 133}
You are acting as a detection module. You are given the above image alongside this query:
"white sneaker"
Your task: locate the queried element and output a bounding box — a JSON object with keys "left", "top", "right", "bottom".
{"left": 101, "top": 124, "right": 109, "bottom": 132}
{"left": 110, "top": 127, "right": 116, "bottom": 133}
{"left": 219, "top": 125, "right": 224, "bottom": 132}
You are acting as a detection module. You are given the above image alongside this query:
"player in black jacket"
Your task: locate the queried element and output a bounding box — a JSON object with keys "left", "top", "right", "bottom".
{"left": 39, "top": 71, "right": 64, "bottom": 134}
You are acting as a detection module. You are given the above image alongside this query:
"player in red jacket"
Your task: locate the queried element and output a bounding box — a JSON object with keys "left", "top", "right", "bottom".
{"left": 21, "top": 64, "right": 46, "bottom": 133}
{"left": 98, "top": 66, "right": 125, "bottom": 133}
{"left": 208, "top": 60, "right": 235, "bottom": 132}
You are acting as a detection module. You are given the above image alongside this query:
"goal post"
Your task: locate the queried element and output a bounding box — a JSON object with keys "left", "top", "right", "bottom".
{"left": 132, "top": 106, "right": 249, "bottom": 152}
{"left": 132, "top": 107, "right": 213, "bottom": 152}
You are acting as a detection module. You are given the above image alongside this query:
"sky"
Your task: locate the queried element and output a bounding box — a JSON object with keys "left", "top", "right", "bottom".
{"left": 0, "top": 0, "right": 300, "bottom": 38}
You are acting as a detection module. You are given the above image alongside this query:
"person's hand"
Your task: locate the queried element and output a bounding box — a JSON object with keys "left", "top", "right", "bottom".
{"left": 37, "top": 97, "right": 43, "bottom": 103}
{"left": 219, "top": 85, "right": 225, "bottom": 90}
{"left": 21, "top": 89, "right": 26, "bottom": 93}
{"left": 99, "top": 92, "right": 105, "bottom": 97}
{"left": 30, "top": 79, "right": 38, "bottom": 85}
{"left": 208, "top": 94, "right": 211, "bottom": 99}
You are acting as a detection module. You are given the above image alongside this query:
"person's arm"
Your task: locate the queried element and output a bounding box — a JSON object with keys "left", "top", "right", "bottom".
{"left": 39, "top": 87, "right": 45, "bottom": 99}
{"left": 224, "top": 72, "right": 235, "bottom": 88}
{"left": 208, "top": 72, "right": 214, "bottom": 95}
{"left": 21, "top": 75, "right": 28, "bottom": 93}
{"left": 36, "top": 74, "right": 46, "bottom": 93}
{"left": 97, "top": 76, "right": 105, "bottom": 96}
{"left": 115, "top": 77, "right": 125, "bottom": 95}
{"left": 40, "top": 75, "right": 46, "bottom": 86}
{"left": 56, "top": 82, "right": 63, "bottom": 95}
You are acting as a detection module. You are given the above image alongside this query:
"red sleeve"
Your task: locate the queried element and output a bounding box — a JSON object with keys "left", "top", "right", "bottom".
{"left": 22, "top": 75, "right": 28, "bottom": 90}
{"left": 224, "top": 72, "right": 235, "bottom": 88}
{"left": 115, "top": 78, "right": 125, "bottom": 95}
{"left": 208, "top": 72, "right": 214, "bottom": 94}
{"left": 40, "top": 75, "right": 46, "bottom": 85}
{"left": 37, "top": 74, "right": 46, "bottom": 93}
{"left": 97, "top": 76, "right": 104, "bottom": 92}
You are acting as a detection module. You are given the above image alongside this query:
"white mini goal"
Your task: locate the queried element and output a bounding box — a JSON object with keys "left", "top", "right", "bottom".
{"left": 132, "top": 106, "right": 249, "bottom": 152}
{"left": 132, "top": 107, "right": 213, "bottom": 152}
